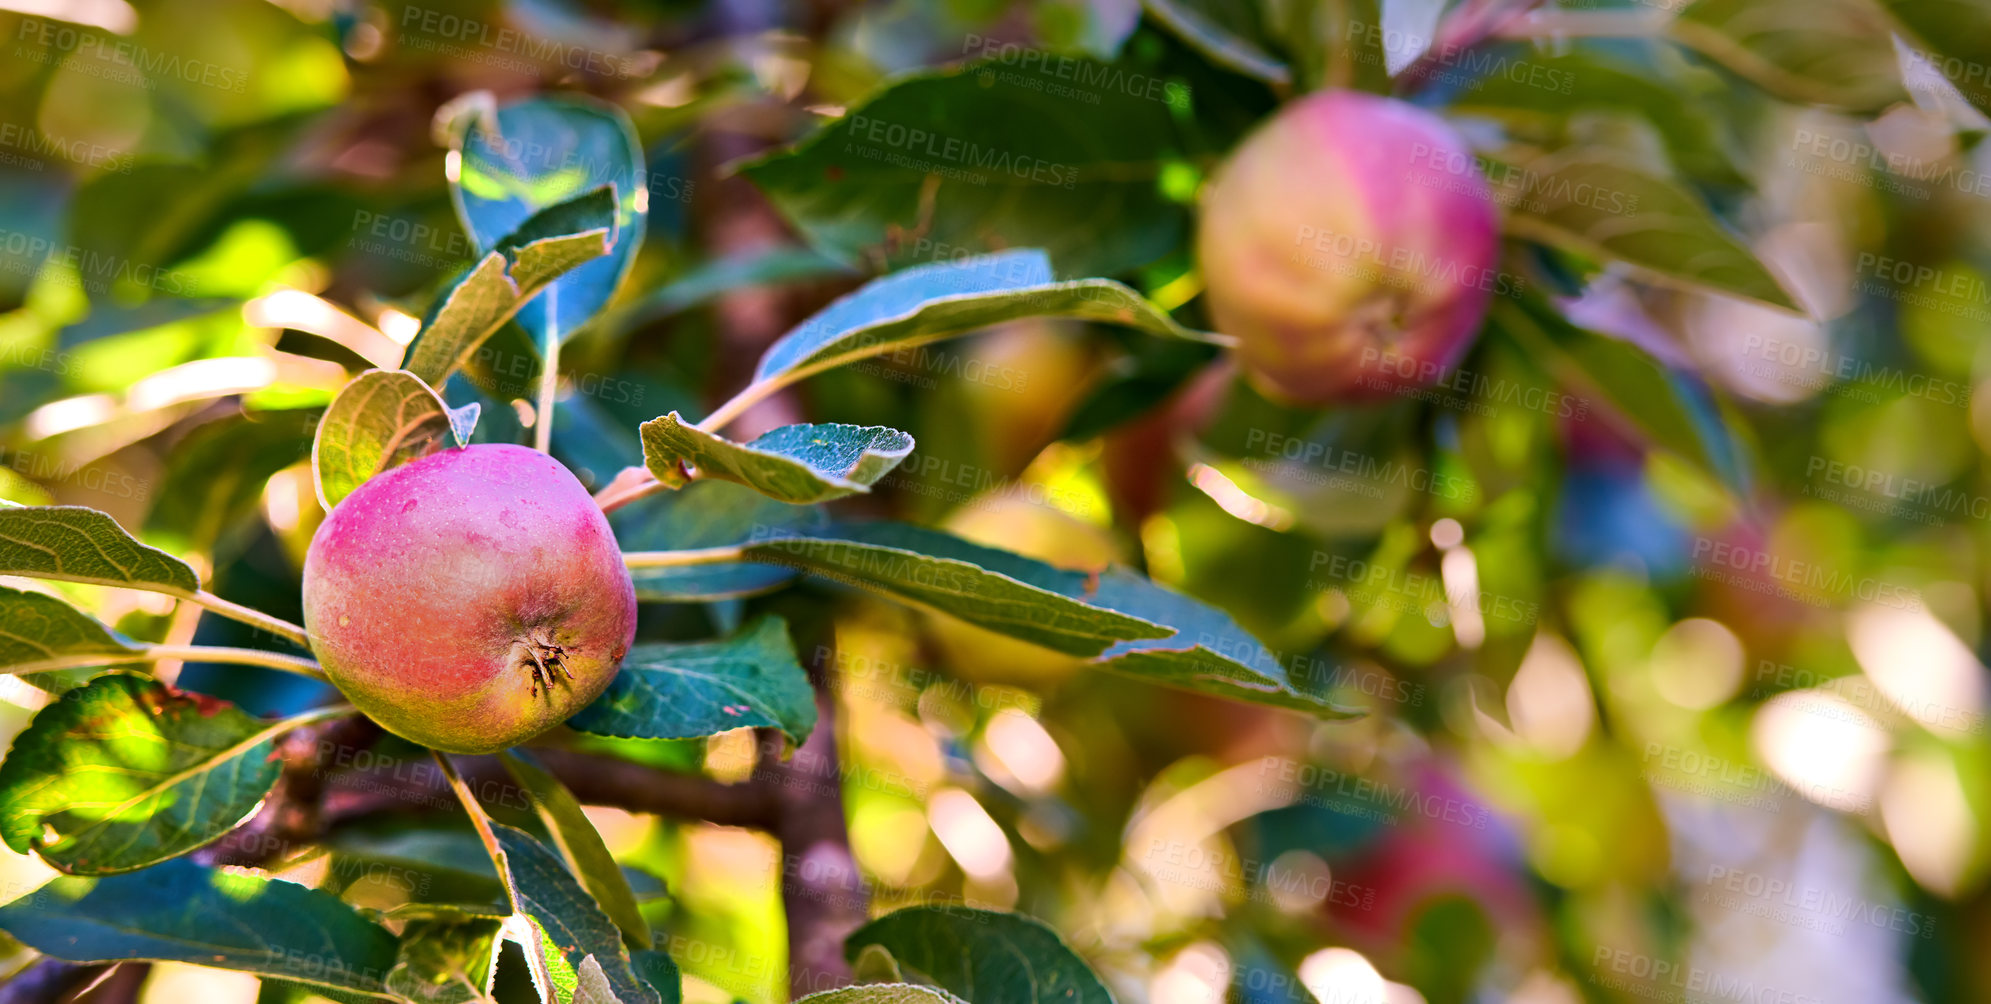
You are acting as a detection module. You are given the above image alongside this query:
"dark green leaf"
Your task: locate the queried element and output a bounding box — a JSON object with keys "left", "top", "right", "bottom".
{"left": 0, "top": 586, "right": 140, "bottom": 676}
{"left": 312, "top": 369, "right": 470, "bottom": 510}
{"left": 845, "top": 906, "right": 1114, "bottom": 1004}
{"left": 0, "top": 856, "right": 398, "bottom": 995}
{"left": 739, "top": 59, "right": 1192, "bottom": 277}
{"left": 750, "top": 249, "right": 1199, "bottom": 389}
{"left": 400, "top": 188, "right": 617, "bottom": 385}
{"left": 609, "top": 481, "right": 824, "bottom": 601}
{"left": 1883, "top": 0, "right": 1991, "bottom": 115}
{"left": 1493, "top": 297, "right": 1746, "bottom": 495}
{"left": 641, "top": 414, "right": 914, "bottom": 504}
{"left": 498, "top": 750, "right": 652, "bottom": 951}
{"left": 631, "top": 950, "right": 683, "bottom": 1004}
{"left": 386, "top": 917, "right": 503, "bottom": 1004}
{"left": 0, "top": 505, "right": 200, "bottom": 595}
{"left": 1087, "top": 570, "right": 1361, "bottom": 718}
{"left": 490, "top": 824, "right": 659, "bottom": 1004}
{"left": 0, "top": 673, "right": 292, "bottom": 873}
{"left": 740, "top": 523, "right": 1171, "bottom": 656}
{"left": 602, "top": 245, "right": 857, "bottom": 335}
{"left": 569, "top": 615, "right": 816, "bottom": 746}
{"left": 1139, "top": 0, "right": 1291, "bottom": 86}
{"left": 1503, "top": 150, "right": 1799, "bottom": 311}
{"left": 449, "top": 96, "right": 646, "bottom": 348}
{"left": 1673, "top": 0, "right": 1907, "bottom": 111}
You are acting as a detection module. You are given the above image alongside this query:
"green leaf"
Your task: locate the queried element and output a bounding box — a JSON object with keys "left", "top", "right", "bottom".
{"left": 1883, "top": 0, "right": 1991, "bottom": 115}
{"left": 845, "top": 906, "right": 1114, "bottom": 1004}
{"left": 749, "top": 249, "right": 1200, "bottom": 389}
{"left": 1492, "top": 297, "right": 1747, "bottom": 496}
{"left": 498, "top": 750, "right": 652, "bottom": 952}
{"left": 610, "top": 481, "right": 824, "bottom": 601}
{"left": 631, "top": 950, "right": 683, "bottom": 1004}
{"left": 739, "top": 58, "right": 1192, "bottom": 277}
{"left": 1503, "top": 150, "right": 1800, "bottom": 311}
{"left": 312, "top": 369, "right": 475, "bottom": 511}
{"left": 1087, "top": 570, "right": 1361, "bottom": 718}
{"left": 145, "top": 407, "right": 320, "bottom": 559}
{"left": 740, "top": 523, "right": 1172, "bottom": 656}
{"left": 400, "top": 187, "right": 617, "bottom": 385}
{"left": 489, "top": 824, "right": 659, "bottom": 1004}
{"left": 0, "top": 586, "right": 141, "bottom": 675}
{"left": 386, "top": 917, "right": 503, "bottom": 1004}
{"left": 0, "top": 505, "right": 201, "bottom": 595}
{"left": 1139, "top": 0, "right": 1291, "bottom": 86}
{"left": 449, "top": 96, "right": 647, "bottom": 349}
{"left": 0, "top": 673, "right": 295, "bottom": 874}
{"left": 1672, "top": 0, "right": 1907, "bottom": 111}
{"left": 797, "top": 987, "right": 967, "bottom": 1004}
{"left": 0, "top": 856, "right": 399, "bottom": 995}
{"left": 568, "top": 615, "right": 816, "bottom": 745}
{"left": 640, "top": 414, "right": 914, "bottom": 504}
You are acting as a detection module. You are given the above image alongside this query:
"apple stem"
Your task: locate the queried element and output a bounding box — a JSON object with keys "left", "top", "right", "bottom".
{"left": 187, "top": 589, "right": 312, "bottom": 650}
{"left": 534, "top": 295, "right": 560, "bottom": 454}
{"left": 6, "top": 645, "right": 328, "bottom": 681}
{"left": 621, "top": 545, "right": 747, "bottom": 569}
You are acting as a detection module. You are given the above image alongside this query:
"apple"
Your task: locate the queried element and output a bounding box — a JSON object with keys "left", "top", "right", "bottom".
{"left": 302, "top": 444, "right": 636, "bottom": 754}
{"left": 1197, "top": 91, "right": 1501, "bottom": 403}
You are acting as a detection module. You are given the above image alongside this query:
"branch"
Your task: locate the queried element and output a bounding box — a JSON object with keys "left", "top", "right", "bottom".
{"left": 529, "top": 748, "right": 779, "bottom": 828}
{"left": 764, "top": 627, "right": 865, "bottom": 999}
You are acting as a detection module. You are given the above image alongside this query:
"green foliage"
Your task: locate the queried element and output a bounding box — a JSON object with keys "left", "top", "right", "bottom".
{"left": 0, "top": 506, "right": 200, "bottom": 595}
{"left": 314, "top": 369, "right": 477, "bottom": 509}
{"left": 845, "top": 907, "right": 1114, "bottom": 1004}
{"left": 641, "top": 415, "right": 915, "bottom": 504}
{"left": 0, "top": 857, "right": 399, "bottom": 996}
{"left": 567, "top": 615, "right": 817, "bottom": 745}
{"left": 0, "top": 673, "right": 307, "bottom": 873}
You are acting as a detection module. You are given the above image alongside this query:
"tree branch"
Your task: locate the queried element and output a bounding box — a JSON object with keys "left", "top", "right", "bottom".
{"left": 529, "top": 748, "right": 779, "bottom": 829}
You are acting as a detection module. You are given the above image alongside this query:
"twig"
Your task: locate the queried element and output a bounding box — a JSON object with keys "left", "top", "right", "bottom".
{"left": 535, "top": 297, "right": 560, "bottom": 455}
{"left": 184, "top": 590, "right": 312, "bottom": 650}
{"left": 5, "top": 645, "right": 326, "bottom": 682}
{"left": 621, "top": 546, "right": 748, "bottom": 570}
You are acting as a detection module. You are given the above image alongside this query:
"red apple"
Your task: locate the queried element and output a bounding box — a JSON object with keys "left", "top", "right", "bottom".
{"left": 302, "top": 444, "right": 636, "bottom": 753}
{"left": 1198, "top": 91, "right": 1501, "bottom": 403}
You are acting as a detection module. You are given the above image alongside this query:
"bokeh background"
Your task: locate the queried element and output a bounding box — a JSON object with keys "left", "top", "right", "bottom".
{"left": 1, "top": 0, "right": 1988, "bottom": 1002}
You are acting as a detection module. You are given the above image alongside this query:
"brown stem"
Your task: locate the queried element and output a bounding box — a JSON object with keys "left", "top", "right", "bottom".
{"left": 762, "top": 629, "right": 865, "bottom": 999}
{"left": 529, "top": 748, "right": 778, "bottom": 828}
